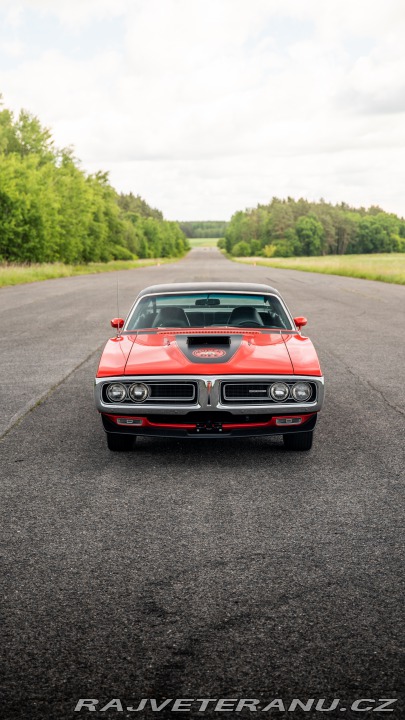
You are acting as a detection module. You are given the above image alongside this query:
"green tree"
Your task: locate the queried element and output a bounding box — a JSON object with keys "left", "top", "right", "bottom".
{"left": 294, "top": 216, "right": 324, "bottom": 255}
{"left": 15, "top": 110, "right": 55, "bottom": 162}
{"left": 232, "top": 241, "right": 251, "bottom": 256}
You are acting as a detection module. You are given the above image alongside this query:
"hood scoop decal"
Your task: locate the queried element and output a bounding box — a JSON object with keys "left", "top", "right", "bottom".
{"left": 176, "top": 334, "right": 242, "bottom": 364}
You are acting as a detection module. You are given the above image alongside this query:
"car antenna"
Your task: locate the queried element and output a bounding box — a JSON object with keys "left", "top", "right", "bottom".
{"left": 116, "top": 278, "right": 122, "bottom": 338}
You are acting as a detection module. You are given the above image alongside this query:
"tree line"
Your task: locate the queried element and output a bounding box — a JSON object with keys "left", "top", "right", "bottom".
{"left": 222, "top": 197, "right": 405, "bottom": 257}
{"left": 179, "top": 221, "right": 227, "bottom": 238}
{"left": 0, "top": 98, "right": 188, "bottom": 264}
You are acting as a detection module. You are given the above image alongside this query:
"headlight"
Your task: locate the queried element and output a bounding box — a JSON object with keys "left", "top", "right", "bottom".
{"left": 106, "top": 383, "right": 127, "bottom": 402}
{"left": 129, "top": 383, "right": 150, "bottom": 402}
{"left": 292, "top": 382, "right": 312, "bottom": 402}
{"left": 269, "top": 382, "right": 289, "bottom": 402}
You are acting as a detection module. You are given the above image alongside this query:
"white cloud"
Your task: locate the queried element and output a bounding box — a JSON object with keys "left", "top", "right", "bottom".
{"left": 1, "top": 0, "right": 405, "bottom": 218}
{"left": 2, "top": 39, "right": 25, "bottom": 57}
{"left": 2, "top": 3, "right": 24, "bottom": 27}
{"left": 0, "top": 0, "right": 129, "bottom": 28}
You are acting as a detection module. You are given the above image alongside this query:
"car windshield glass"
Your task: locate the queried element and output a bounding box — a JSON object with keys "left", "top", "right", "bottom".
{"left": 126, "top": 293, "right": 293, "bottom": 330}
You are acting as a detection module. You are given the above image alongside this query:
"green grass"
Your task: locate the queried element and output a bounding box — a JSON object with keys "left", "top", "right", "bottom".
{"left": 188, "top": 237, "right": 220, "bottom": 247}
{"left": 233, "top": 253, "right": 405, "bottom": 285}
{"left": 0, "top": 258, "right": 175, "bottom": 288}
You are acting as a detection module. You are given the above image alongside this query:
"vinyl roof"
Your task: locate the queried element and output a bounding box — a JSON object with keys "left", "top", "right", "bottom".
{"left": 137, "top": 282, "right": 281, "bottom": 297}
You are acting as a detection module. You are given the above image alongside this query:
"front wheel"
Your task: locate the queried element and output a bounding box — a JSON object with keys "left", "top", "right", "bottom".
{"left": 283, "top": 431, "right": 313, "bottom": 451}
{"left": 107, "top": 433, "right": 136, "bottom": 452}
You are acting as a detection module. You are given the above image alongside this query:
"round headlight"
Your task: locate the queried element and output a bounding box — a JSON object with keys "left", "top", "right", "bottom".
{"left": 106, "top": 383, "right": 127, "bottom": 402}
{"left": 129, "top": 383, "right": 149, "bottom": 403}
{"left": 292, "top": 382, "right": 312, "bottom": 402}
{"left": 270, "top": 382, "right": 289, "bottom": 402}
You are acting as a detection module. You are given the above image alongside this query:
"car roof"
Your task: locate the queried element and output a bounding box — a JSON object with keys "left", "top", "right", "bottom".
{"left": 137, "top": 282, "right": 282, "bottom": 298}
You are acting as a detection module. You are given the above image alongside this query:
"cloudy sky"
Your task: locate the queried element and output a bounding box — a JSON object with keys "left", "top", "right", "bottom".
{"left": 1, "top": 0, "right": 405, "bottom": 220}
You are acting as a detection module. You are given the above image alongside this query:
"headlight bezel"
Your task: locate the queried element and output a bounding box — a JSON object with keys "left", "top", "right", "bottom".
{"left": 269, "top": 381, "right": 290, "bottom": 402}
{"left": 128, "top": 382, "right": 150, "bottom": 403}
{"left": 292, "top": 382, "right": 312, "bottom": 402}
{"left": 105, "top": 382, "right": 127, "bottom": 403}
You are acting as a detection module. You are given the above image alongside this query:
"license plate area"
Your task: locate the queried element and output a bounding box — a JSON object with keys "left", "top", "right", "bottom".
{"left": 195, "top": 421, "right": 223, "bottom": 433}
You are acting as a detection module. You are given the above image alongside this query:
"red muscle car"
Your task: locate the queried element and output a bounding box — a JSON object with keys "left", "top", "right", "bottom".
{"left": 94, "top": 282, "right": 324, "bottom": 451}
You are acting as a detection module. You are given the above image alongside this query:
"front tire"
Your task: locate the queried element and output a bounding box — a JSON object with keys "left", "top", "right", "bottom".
{"left": 283, "top": 431, "right": 313, "bottom": 451}
{"left": 106, "top": 433, "right": 136, "bottom": 452}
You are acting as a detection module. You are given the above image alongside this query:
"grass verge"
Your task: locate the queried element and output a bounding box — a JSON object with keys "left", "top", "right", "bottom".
{"left": 232, "top": 253, "right": 405, "bottom": 285}
{"left": 0, "top": 258, "right": 175, "bottom": 288}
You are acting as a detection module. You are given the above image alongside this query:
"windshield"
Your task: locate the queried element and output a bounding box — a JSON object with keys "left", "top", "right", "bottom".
{"left": 125, "top": 292, "right": 293, "bottom": 331}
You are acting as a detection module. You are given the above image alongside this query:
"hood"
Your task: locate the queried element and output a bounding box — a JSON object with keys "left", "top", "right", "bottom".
{"left": 96, "top": 329, "right": 322, "bottom": 378}
{"left": 123, "top": 330, "right": 294, "bottom": 375}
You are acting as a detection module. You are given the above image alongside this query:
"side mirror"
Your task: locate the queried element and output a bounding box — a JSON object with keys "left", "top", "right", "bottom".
{"left": 294, "top": 316, "right": 307, "bottom": 330}
{"left": 111, "top": 317, "right": 124, "bottom": 329}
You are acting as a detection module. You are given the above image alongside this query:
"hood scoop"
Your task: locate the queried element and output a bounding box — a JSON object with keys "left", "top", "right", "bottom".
{"left": 176, "top": 333, "right": 242, "bottom": 364}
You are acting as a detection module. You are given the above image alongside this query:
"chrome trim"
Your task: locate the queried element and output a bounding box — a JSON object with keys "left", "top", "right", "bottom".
{"left": 221, "top": 379, "right": 316, "bottom": 404}
{"left": 95, "top": 374, "right": 324, "bottom": 415}
{"left": 102, "top": 380, "right": 196, "bottom": 405}
{"left": 124, "top": 291, "right": 296, "bottom": 332}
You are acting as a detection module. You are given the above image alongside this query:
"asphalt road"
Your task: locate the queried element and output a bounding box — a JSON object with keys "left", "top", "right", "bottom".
{"left": 1, "top": 248, "right": 404, "bottom": 719}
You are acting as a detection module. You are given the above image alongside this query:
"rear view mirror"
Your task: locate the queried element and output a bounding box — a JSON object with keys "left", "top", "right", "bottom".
{"left": 111, "top": 317, "right": 124, "bottom": 329}
{"left": 294, "top": 316, "right": 307, "bottom": 330}
{"left": 195, "top": 298, "right": 220, "bottom": 306}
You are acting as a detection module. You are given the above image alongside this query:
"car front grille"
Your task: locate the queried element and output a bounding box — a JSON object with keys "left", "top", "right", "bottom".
{"left": 148, "top": 382, "right": 196, "bottom": 402}
{"left": 102, "top": 381, "right": 197, "bottom": 405}
{"left": 100, "top": 377, "right": 320, "bottom": 409}
{"left": 221, "top": 381, "right": 316, "bottom": 404}
{"left": 223, "top": 383, "right": 269, "bottom": 400}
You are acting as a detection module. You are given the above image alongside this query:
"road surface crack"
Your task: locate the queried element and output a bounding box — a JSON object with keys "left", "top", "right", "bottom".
{"left": 0, "top": 345, "right": 104, "bottom": 441}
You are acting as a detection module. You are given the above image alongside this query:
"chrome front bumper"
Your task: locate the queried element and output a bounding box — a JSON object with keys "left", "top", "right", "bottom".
{"left": 94, "top": 375, "right": 325, "bottom": 415}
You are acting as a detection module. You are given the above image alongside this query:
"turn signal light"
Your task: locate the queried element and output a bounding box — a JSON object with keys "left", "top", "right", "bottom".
{"left": 276, "top": 417, "right": 303, "bottom": 425}
{"left": 116, "top": 417, "right": 143, "bottom": 426}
